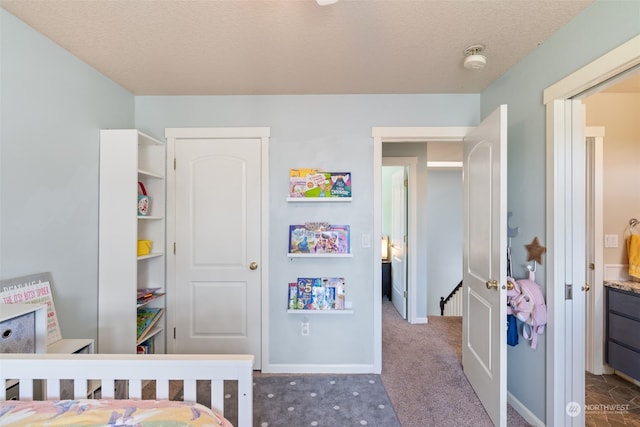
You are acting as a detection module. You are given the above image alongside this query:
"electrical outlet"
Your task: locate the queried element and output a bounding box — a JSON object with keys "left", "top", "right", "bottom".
{"left": 301, "top": 321, "right": 310, "bottom": 336}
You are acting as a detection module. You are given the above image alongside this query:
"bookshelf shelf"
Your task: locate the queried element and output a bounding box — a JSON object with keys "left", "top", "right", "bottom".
{"left": 137, "top": 252, "right": 164, "bottom": 261}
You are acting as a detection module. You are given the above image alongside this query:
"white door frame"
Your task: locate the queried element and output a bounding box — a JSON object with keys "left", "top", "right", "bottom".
{"left": 382, "top": 157, "right": 418, "bottom": 323}
{"left": 164, "top": 127, "right": 270, "bottom": 368}
{"left": 372, "top": 127, "right": 471, "bottom": 373}
{"left": 544, "top": 35, "right": 640, "bottom": 425}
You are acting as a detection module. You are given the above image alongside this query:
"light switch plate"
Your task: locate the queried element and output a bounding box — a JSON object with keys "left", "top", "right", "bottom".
{"left": 604, "top": 234, "right": 619, "bottom": 248}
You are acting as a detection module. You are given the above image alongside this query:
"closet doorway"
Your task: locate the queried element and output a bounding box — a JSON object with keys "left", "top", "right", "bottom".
{"left": 381, "top": 158, "right": 416, "bottom": 320}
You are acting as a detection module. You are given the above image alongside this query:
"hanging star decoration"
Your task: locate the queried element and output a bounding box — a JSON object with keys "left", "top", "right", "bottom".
{"left": 525, "top": 237, "right": 546, "bottom": 264}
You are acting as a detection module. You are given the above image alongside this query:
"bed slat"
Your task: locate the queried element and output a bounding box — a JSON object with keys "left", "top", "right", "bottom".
{"left": 101, "top": 379, "right": 115, "bottom": 398}
{"left": 74, "top": 380, "right": 89, "bottom": 400}
{"left": 156, "top": 379, "right": 169, "bottom": 400}
{"left": 129, "top": 379, "right": 142, "bottom": 399}
{"left": 45, "top": 379, "right": 60, "bottom": 399}
{"left": 211, "top": 379, "right": 224, "bottom": 414}
{"left": 183, "top": 379, "right": 196, "bottom": 403}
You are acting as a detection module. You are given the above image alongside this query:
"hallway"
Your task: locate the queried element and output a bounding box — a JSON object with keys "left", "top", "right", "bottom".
{"left": 380, "top": 298, "right": 530, "bottom": 426}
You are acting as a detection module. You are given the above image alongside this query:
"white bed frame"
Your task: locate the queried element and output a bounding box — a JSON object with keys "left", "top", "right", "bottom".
{"left": 0, "top": 353, "right": 254, "bottom": 427}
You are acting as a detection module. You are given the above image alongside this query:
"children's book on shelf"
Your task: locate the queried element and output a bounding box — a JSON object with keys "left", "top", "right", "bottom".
{"left": 289, "top": 222, "right": 350, "bottom": 254}
{"left": 136, "top": 307, "right": 164, "bottom": 343}
{"left": 289, "top": 169, "right": 352, "bottom": 198}
{"left": 136, "top": 287, "right": 164, "bottom": 305}
{"left": 288, "top": 277, "right": 345, "bottom": 310}
{"left": 136, "top": 339, "right": 154, "bottom": 354}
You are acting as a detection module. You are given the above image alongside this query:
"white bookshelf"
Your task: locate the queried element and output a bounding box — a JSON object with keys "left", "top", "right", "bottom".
{"left": 98, "top": 129, "right": 166, "bottom": 354}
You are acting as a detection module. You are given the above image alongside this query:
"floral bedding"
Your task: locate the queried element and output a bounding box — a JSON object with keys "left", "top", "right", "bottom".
{"left": 0, "top": 399, "right": 233, "bottom": 426}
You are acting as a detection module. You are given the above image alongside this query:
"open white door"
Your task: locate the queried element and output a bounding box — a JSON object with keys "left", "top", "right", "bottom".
{"left": 462, "top": 105, "right": 508, "bottom": 426}
{"left": 390, "top": 167, "right": 407, "bottom": 319}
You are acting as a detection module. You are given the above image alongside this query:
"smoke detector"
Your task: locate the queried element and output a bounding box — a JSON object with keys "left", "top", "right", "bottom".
{"left": 463, "top": 45, "right": 487, "bottom": 70}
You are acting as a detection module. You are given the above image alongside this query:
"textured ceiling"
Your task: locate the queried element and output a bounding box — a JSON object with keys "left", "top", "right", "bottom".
{"left": 1, "top": 0, "right": 600, "bottom": 96}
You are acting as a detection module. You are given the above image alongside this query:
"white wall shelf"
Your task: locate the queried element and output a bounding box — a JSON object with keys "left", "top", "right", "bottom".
{"left": 287, "top": 253, "right": 353, "bottom": 258}
{"left": 286, "top": 197, "right": 352, "bottom": 202}
{"left": 287, "top": 309, "right": 354, "bottom": 315}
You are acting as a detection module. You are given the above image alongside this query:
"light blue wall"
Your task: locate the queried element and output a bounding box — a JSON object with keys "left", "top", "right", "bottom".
{"left": 136, "top": 96, "right": 479, "bottom": 366}
{"left": 0, "top": 10, "right": 134, "bottom": 340}
{"left": 481, "top": 0, "right": 640, "bottom": 422}
{"left": 426, "top": 169, "right": 462, "bottom": 316}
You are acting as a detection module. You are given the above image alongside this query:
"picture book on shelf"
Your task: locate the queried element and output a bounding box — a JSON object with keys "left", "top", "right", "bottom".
{"left": 289, "top": 169, "right": 352, "bottom": 198}
{"left": 288, "top": 277, "right": 345, "bottom": 310}
{"left": 136, "top": 307, "right": 164, "bottom": 342}
{"left": 136, "top": 339, "right": 154, "bottom": 354}
{"left": 289, "top": 223, "right": 350, "bottom": 254}
{"left": 136, "top": 287, "right": 164, "bottom": 306}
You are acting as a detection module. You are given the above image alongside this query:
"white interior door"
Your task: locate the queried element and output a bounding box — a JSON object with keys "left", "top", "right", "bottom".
{"left": 462, "top": 105, "right": 508, "bottom": 426}
{"left": 172, "top": 137, "right": 262, "bottom": 368}
{"left": 390, "top": 167, "right": 407, "bottom": 319}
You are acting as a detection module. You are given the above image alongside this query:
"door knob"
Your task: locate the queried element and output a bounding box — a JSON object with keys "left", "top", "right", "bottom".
{"left": 486, "top": 280, "right": 499, "bottom": 290}
{"left": 582, "top": 283, "right": 591, "bottom": 292}
{"left": 249, "top": 262, "right": 258, "bottom": 270}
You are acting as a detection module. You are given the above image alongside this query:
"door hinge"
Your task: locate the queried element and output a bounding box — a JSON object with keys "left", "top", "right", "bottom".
{"left": 589, "top": 263, "right": 595, "bottom": 270}
{"left": 173, "top": 327, "right": 176, "bottom": 340}
{"left": 174, "top": 158, "right": 176, "bottom": 170}
{"left": 565, "top": 283, "right": 573, "bottom": 300}
{"left": 404, "top": 290, "right": 407, "bottom": 298}
{"left": 404, "top": 179, "right": 408, "bottom": 187}
{"left": 173, "top": 242, "right": 176, "bottom": 254}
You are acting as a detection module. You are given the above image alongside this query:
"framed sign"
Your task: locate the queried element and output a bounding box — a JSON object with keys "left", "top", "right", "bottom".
{"left": 0, "top": 272, "right": 62, "bottom": 345}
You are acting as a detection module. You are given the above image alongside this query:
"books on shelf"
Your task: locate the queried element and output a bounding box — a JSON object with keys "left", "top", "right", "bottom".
{"left": 136, "top": 287, "right": 164, "bottom": 305}
{"left": 289, "top": 169, "right": 352, "bottom": 198}
{"left": 288, "top": 277, "right": 346, "bottom": 310}
{"left": 136, "top": 307, "right": 164, "bottom": 343}
{"left": 289, "top": 223, "right": 350, "bottom": 254}
{"left": 137, "top": 339, "right": 155, "bottom": 354}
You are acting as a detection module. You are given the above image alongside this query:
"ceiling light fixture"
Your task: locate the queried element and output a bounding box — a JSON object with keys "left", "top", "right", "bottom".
{"left": 463, "top": 44, "right": 487, "bottom": 70}
{"left": 316, "top": 0, "right": 339, "bottom": 5}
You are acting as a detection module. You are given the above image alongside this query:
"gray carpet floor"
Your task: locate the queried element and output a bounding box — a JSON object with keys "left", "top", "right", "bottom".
{"left": 155, "top": 299, "right": 532, "bottom": 426}
{"left": 250, "top": 374, "right": 400, "bottom": 427}
{"left": 381, "top": 298, "right": 531, "bottom": 427}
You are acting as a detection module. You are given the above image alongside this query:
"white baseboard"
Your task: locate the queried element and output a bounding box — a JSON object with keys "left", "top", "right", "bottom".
{"left": 412, "top": 317, "right": 428, "bottom": 324}
{"left": 508, "top": 391, "right": 545, "bottom": 427}
{"left": 262, "top": 363, "right": 377, "bottom": 374}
